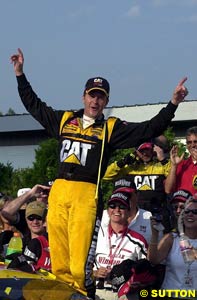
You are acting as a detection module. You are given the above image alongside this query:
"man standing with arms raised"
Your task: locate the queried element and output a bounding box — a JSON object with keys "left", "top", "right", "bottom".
{"left": 10, "top": 48, "right": 188, "bottom": 300}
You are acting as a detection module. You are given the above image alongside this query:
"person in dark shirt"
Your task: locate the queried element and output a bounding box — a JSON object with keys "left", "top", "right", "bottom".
{"left": 7, "top": 200, "right": 51, "bottom": 272}
{"left": 1, "top": 184, "right": 50, "bottom": 249}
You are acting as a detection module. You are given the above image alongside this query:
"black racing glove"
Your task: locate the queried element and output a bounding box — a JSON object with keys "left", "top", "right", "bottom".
{"left": 117, "top": 153, "right": 136, "bottom": 168}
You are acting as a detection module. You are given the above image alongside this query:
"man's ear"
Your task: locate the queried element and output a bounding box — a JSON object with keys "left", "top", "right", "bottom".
{"left": 105, "top": 98, "right": 109, "bottom": 107}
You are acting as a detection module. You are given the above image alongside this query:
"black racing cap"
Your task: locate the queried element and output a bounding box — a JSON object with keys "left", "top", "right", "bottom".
{"left": 85, "top": 77, "right": 110, "bottom": 97}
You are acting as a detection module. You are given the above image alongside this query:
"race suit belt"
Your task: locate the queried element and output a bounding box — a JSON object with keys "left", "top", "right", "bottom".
{"left": 58, "top": 172, "right": 97, "bottom": 184}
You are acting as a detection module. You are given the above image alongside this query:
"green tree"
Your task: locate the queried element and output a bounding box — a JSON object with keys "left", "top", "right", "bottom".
{"left": 31, "top": 138, "right": 59, "bottom": 184}
{"left": 0, "top": 162, "right": 14, "bottom": 194}
{"left": 163, "top": 127, "right": 175, "bottom": 149}
{"left": 10, "top": 167, "right": 35, "bottom": 197}
{"left": 164, "top": 127, "right": 188, "bottom": 158}
{"left": 0, "top": 138, "right": 59, "bottom": 197}
{"left": 6, "top": 108, "right": 15, "bottom": 115}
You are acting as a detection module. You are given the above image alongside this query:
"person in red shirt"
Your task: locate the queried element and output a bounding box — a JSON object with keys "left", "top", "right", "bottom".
{"left": 165, "top": 126, "right": 197, "bottom": 195}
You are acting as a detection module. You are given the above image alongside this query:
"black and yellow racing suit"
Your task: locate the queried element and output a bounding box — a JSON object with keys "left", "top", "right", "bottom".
{"left": 17, "top": 74, "right": 177, "bottom": 297}
{"left": 103, "top": 159, "right": 171, "bottom": 231}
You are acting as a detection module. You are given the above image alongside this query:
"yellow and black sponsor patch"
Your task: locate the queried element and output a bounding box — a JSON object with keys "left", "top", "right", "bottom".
{"left": 193, "top": 175, "right": 197, "bottom": 189}
{"left": 91, "top": 128, "right": 103, "bottom": 139}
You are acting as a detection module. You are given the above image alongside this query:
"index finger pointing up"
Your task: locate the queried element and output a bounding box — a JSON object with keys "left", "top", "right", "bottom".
{"left": 178, "top": 77, "right": 187, "bottom": 86}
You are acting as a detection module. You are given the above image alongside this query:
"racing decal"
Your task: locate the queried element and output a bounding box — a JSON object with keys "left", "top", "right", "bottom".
{"left": 91, "top": 128, "right": 103, "bottom": 138}
{"left": 4, "top": 287, "right": 12, "bottom": 295}
{"left": 139, "top": 225, "right": 147, "bottom": 233}
{"left": 68, "top": 118, "right": 79, "bottom": 126}
{"left": 134, "top": 175, "right": 159, "bottom": 191}
{"left": 60, "top": 139, "right": 92, "bottom": 166}
{"left": 193, "top": 175, "right": 197, "bottom": 190}
{"left": 62, "top": 123, "right": 79, "bottom": 133}
{"left": 96, "top": 254, "right": 126, "bottom": 267}
{"left": 44, "top": 257, "right": 51, "bottom": 267}
{"left": 114, "top": 178, "right": 132, "bottom": 188}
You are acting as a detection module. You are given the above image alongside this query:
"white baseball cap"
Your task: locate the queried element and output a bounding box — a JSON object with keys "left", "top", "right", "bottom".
{"left": 17, "top": 188, "right": 31, "bottom": 197}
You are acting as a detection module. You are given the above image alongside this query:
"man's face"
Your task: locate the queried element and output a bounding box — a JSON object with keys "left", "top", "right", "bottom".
{"left": 83, "top": 90, "right": 108, "bottom": 119}
{"left": 26, "top": 214, "right": 45, "bottom": 235}
{"left": 138, "top": 148, "right": 153, "bottom": 163}
{"left": 186, "top": 134, "right": 197, "bottom": 158}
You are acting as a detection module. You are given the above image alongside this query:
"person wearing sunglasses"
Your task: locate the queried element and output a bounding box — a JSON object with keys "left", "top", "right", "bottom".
{"left": 148, "top": 197, "right": 197, "bottom": 294}
{"left": 101, "top": 184, "right": 153, "bottom": 244}
{"left": 165, "top": 126, "right": 197, "bottom": 196}
{"left": 7, "top": 200, "right": 51, "bottom": 273}
{"left": 94, "top": 189, "right": 148, "bottom": 300}
{"left": 1, "top": 184, "right": 50, "bottom": 249}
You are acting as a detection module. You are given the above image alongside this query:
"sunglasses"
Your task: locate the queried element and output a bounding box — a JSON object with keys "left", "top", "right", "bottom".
{"left": 184, "top": 209, "right": 197, "bottom": 215}
{"left": 108, "top": 203, "right": 128, "bottom": 210}
{"left": 186, "top": 140, "right": 197, "bottom": 145}
{"left": 27, "top": 215, "right": 43, "bottom": 221}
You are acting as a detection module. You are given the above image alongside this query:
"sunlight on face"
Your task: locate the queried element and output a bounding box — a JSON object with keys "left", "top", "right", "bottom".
{"left": 108, "top": 202, "right": 130, "bottom": 225}
{"left": 183, "top": 202, "right": 197, "bottom": 229}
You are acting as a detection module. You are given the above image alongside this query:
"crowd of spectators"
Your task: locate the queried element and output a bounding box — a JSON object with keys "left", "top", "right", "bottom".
{"left": 1, "top": 51, "right": 195, "bottom": 299}
{"left": 0, "top": 127, "right": 197, "bottom": 299}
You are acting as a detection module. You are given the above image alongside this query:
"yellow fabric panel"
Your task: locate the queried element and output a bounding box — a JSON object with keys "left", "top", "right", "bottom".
{"left": 59, "top": 111, "right": 74, "bottom": 135}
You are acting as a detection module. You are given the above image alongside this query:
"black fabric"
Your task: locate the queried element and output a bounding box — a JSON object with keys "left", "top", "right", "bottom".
{"left": 86, "top": 282, "right": 96, "bottom": 300}
{"left": 113, "top": 175, "right": 137, "bottom": 191}
{"left": 10, "top": 210, "right": 30, "bottom": 237}
{"left": 116, "top": 260, "right": 164, "bottom": 298}
{"left": 0, "top": 230, "right": 13, "bottom": 252}
{"left": 22, "top": 232, "right": 32, "bottom": 251}
{"left": 117, "top": 154, "right": 136, "bottom": 168}
{"left": 24, "top": 235, "right": 46, "bottom": 264}
{"left": 6, "top": 253, "right": 34, "bottom": 273}
{"left": 110, "top": 259, "right": 163, "bottom": 290}
{"left": 109, "top": 259, "right": 136, "bottom": 288}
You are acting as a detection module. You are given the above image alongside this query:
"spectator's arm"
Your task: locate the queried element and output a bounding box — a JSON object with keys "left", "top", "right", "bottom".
{"left": 153, "top": 144, "right": 166, "bottom": 162}
{"left": 147, "top": 218, "right": 173, "bottom": 264}
{"left": 164, "top": 145, "right": 184, "bottom": 193}
{"left": 1, "top": 184, "right": 50, "bottom": 222}
{"left": 103, "top": 157, "right": 133, "bottom": 181}
{"left": 103, "top": 161, "right": 122, "bottom": 181}
{"left": 164, "top": 164, "right": 177, "bottom": 194}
